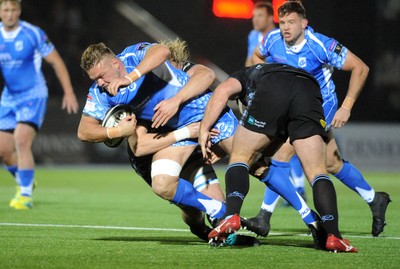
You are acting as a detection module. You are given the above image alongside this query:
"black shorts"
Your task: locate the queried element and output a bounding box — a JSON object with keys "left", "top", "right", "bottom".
{"left": 241, "top": 72, "right": 328, "bottom": 143}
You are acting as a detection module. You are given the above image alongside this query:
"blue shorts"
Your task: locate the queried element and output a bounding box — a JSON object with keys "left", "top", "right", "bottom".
{"left": 0, "top": 97, "right": 47, "bottom": 131}
{"left": 172, "top": 108, "right": 238, "bottom": 147}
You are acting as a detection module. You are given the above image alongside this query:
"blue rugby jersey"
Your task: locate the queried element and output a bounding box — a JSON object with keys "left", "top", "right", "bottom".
{"left": 247, "top": 29, "right": 264, "bottom": 58}
{"left": 83, "top": 42, "right": 214, "bottom": 130}
{"left": 0, "top": 21, "right": 54, "bottom": 104}
{"left": 258, "top": 26, "right": 348, "bottom": 100}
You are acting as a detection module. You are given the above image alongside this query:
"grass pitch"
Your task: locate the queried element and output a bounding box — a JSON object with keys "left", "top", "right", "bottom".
{"left": 0, "top": 166, "right": 399, "bottom": 269}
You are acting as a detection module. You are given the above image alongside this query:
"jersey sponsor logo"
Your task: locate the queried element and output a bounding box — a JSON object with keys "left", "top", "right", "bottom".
{"left": 329, "top": 41, "right": 344, "bottom": 55}
{"left": 85, "top": 100, "right": 96, "bottom": 112}
{"left": 15, "top": 41, "right": 23, "bottom": 51}
{"left": 273, "top": 55, "right": 286, "bottom": 63}
{"left": 334, "top": 43, "right": 343, "bottom": 55}
{"left": 320, "top": 119, "right": 326, "bottom": 129}
{"left": 247, "top": 116, "right": 255, "bottom": 125}
{"left": 247, "top": 115, "right": 266, "bottom": 128}
{"left": 298, "top": 57, "right": 307, "bottom": 68}
{"left": 328, "top": 41, "right": 337, "bottom": 51}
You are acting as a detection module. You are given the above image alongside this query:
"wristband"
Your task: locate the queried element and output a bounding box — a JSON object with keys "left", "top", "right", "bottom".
{"left": 106, "top": 126, "right": 122, "bottom": 139}
{"left": 173, "top": 127, "right": 191, "bottom": 142}
{"left": 133, "top": 68, "right": 142, "bottom": 79}
{"left": 341, "top": 96, "right": 356, "bottom": 110}
{"left": 124, "top": 75, "right": 133, "bottom": 84}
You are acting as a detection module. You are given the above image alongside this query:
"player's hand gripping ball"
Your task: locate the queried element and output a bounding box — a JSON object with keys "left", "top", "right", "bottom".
{"left": 101, "top": 105, "right": 132, "bottom": 148}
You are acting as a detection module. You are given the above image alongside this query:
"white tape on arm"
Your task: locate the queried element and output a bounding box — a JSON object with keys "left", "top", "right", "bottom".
{"left": 173, "top": 127, "right": 190, "bottom": 142}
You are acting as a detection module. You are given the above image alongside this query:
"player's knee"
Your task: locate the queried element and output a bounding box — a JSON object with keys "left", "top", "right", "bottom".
{"left": 14, "top": 136, "right": 33, "bottom": 153}
{"left": 326, "top": 154, "right": 343, "bottom": 174}
{"left": 151, "top": 159, "right": 182, "bottom": 199}
{"left": 0, "top": 147, "right": 13, "bottom": 160}
{"left": 151, "top": 177, "right": 175, "bottom": 200}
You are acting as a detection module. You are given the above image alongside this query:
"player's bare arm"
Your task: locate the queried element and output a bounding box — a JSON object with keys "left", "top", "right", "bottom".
{"left": 251, "top": 47, "right": 266, "bottom": 64}
{"left": 199, "top": 77, "right": 242, "bottom": 158}
{"left": 331, "top": 50, "right": 369, "bottom": 128}
{"left": 44, "top": 50, "right": 79, "bottom": 114}
{"left": 77, "top": 114, "right": 136, "bottom": 143}
{"left": 108, "top": 44, "right": 171, "bottom": 95}
{"left": 152, "top": 64, "right": 215, "bottom": 128}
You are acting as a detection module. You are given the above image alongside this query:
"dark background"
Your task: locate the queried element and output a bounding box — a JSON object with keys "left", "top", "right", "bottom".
{"left": 2, "top": 0, "right": 399, "bottom": 164}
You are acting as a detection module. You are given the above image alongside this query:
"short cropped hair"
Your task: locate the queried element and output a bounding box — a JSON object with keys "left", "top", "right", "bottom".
{"left": 254, "top": 2, "right": 274, "bottom": 17}
{"left": 80, "top": 43, "right": 116, "bottom": 72}
{"left": 278, "top": 1, "right": 306, "bottom": 19}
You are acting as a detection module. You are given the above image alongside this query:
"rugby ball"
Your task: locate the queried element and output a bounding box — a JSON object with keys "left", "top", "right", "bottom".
{"left": 101, "top": 105, "right": 132, "bottom": 148}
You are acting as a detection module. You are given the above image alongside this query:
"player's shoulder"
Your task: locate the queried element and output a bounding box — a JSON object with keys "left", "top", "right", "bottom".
{"left": 248, "top": 29, "right": 259, "bottom": 39}
{"left": 119, "top": 42, "right": 153, "bottom": 62}
{"left": 19, "top": 20, "right": 43, "bottom": 34}
{"left": 306, "top": 27, "right": 336, "bottom": 48}
{"left": 263, "top": 28, "right": 281, "bottom": 45}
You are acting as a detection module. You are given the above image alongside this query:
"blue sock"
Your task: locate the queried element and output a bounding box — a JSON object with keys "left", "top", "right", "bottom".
{"left": 264, "top": 160, "right": 316, "bottom": 224}
{"left": 334, "top": 160, "right": 374, "bottom": 203}
{"left": 17, "top": 169, "right": 34, "bottom": 196}
{"left": 259, "top": 160, "right": 289, "bottom": 212}
{"left": 4, "top": 165, "right": 18, "bottom": 178}
{"left": 289, "top": 155, "right": 306, "bottom": 191}
{"left": 172, "top": 178, "right": 225, "bottom": 219}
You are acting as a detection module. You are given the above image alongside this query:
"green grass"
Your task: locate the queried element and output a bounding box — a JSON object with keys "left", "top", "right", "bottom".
{"left": 0, "top": 167, "right": 399, "bottom": 269}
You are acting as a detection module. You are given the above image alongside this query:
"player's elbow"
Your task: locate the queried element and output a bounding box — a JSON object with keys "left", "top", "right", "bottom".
{"left": 203, "top": 68, "right": 216, "bottom": 85}
{"left": 362, "top": 63, "right": 370, "bottom": 78}
{"left": 77, "top": 129, "right": 89, "bottom": 142}
{"left": 158, "top": 44, "right": 171, "bottom": 61}
{"left": 77, "top": 126, "right": 97, "bottom": 143}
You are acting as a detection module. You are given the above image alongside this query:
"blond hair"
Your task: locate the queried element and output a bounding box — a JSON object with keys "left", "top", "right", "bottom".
{"left": 159, "top": 38, "right": 190, "bottom": 67}
{"left": 80, "top": 42, "right": 116, "bottom": 72}
{"left": 0, "top": 0, "right": 21, "bottom": 7}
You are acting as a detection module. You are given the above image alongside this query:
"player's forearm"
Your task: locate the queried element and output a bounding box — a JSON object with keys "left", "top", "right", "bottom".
{"left": 174, "top": 66, "right": 215, "bottom": 104}
{"left": 77, "top": 118, "right": 108, "bottom": 143}
{"left": 245, "top": 56, "right": 253, "bottom": 67}
{"left": 47, "top": 51, "right": 75, "bottom": 95}
{"left": 200, "top": 93, "right": 228, "bottom": 134}
{"left": 251, "top": 48, "right": 265, "bottom": 64}
{"left": 342, "top": 64, "right": 369, "bottom": 110}
{"left": 132, "top": 132, "right": 177, "bottom": 157}
{"left": 125, "top": 44, "right": 171, "bottom": 82}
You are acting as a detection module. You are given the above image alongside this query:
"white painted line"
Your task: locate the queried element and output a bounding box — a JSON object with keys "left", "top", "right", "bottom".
{"left": 0, "top": 222, "right": 398, "bottom": 240}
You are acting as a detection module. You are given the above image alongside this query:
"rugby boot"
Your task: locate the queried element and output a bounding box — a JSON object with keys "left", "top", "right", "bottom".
{"left": 208, "top": 214, "right": 241, "bottom": 240}
{"left": 9, "top": 186, "right": 21, "bottom": 208}
{"left": 12, "top": 195, "right": 33, "bottom": 210}
{"left": 369, "top": 192, "right": 391, "bottom": 237}
{"left": 307, "top": 216, "right": 327, "bottom": 250}
{"left": 224, "top": 233, "right": 261, "bottom": 247}
{"left": 240, "top": 208, "right": 271, "bottom": 237}
{"left": 326, "top": 234, "right": 358, "bottom": 253}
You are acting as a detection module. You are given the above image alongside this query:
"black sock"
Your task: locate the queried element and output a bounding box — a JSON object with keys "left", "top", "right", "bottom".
{"left": 312, "top": 175, "right": 341, "bottom": 238}
{"left": 224, "top": 162, "right": 250, "bottom": 218}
